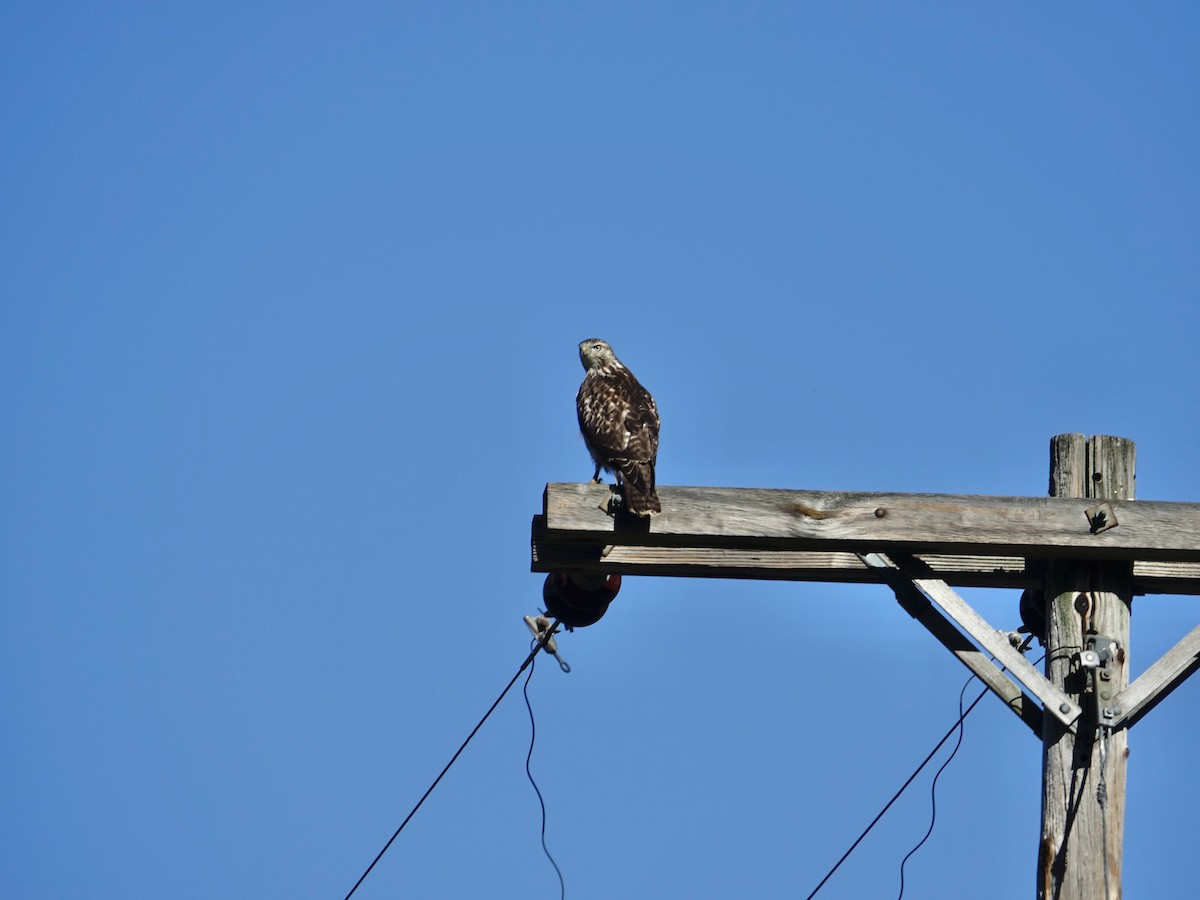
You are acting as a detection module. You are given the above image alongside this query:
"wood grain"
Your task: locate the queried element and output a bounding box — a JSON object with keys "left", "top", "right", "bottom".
{"left": 542, "top": 481, "right": 1200, "bottom": 561}
{"left": 1039, "top": 434, "right": 1132, "bottom": 900}
{"left": 532, "top": 520, "right": 1200, "bottom": 594}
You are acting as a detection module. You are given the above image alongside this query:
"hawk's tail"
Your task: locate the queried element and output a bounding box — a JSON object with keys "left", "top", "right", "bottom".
{"left": 618, "top": 460, "right": 661, "bottom": 516}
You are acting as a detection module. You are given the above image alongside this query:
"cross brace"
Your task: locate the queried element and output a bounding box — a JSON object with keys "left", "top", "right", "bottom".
{"left": 852, "top": 552, "right": 1198, "bottom": 739}
{"left": 1112, "top": 622, "right": 1200, "bottom": 730}
{"left": 859, "top": 552, "right": 1082, "bottom": 736}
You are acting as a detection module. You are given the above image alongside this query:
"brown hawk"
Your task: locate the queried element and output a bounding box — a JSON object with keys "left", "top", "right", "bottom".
{"left": 576, "top": 338, "right": 661, "bottom": 515}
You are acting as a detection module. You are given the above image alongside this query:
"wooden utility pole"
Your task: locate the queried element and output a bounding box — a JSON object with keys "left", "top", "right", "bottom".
{"left": 531, "top": 433, "right": 1200, "bottom": 897}
{"left": 1039, "top": 434, "right": 1135, "bottom": 899}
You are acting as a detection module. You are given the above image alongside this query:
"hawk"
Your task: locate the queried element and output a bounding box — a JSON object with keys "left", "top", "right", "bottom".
{"left": 576, "top": 338, "right": 661, "bottom": 516}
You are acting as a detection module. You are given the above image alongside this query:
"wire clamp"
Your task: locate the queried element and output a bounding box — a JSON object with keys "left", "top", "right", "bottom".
{"left": 524, "top": 615, "right": 571, "bottom": 673}
{"left": 1080, "top": 634, "right": 1120, "bottom": 726}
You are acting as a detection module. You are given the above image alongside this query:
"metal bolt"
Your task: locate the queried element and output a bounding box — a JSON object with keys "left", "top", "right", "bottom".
{"left": 874, "top": 508, "right": 886, "bottom": 518}
{"left": 1059, "top": 703, "right": 1071, "bottom": 714}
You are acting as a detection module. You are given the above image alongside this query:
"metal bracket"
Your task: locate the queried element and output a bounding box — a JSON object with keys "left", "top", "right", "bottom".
{"left": 1085, "top": 500, "right": 1118, "bottom": 534}
{"left": 1081, "top": 634, "right": 1120, "bottom": 727}
{"left": 524, "top": 614, "right": 571, "bottom": 673}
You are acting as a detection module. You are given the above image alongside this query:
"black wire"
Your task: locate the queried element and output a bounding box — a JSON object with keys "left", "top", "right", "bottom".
{"left": 896, "top": 675, "right": 973, "bottom": 900}
{"left": 805, "top": 648, "right": 1044, "bottom": 899}
{"left": 343, "top": 636, "right": 552, "bottom": 900}
{"left": 524, "top": 648, "right": 566, "bottom": 899}
{"left": 896, "top": 651, "right": 1044, "bottom": 897}
{"left": 1098, "top": 726, "right": 1111, "bottom": 900}
{"left": 804, "top": 682, "right": 990, "bottom": 900}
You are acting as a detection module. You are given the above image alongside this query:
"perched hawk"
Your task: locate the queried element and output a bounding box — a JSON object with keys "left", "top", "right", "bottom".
{"left": 576, "top": 338, "right": 661, "bottom": 515}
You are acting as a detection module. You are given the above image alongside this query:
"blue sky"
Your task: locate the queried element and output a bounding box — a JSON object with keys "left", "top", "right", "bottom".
{"left": 3, "top": 3, "right": 1199, "bottom": 898}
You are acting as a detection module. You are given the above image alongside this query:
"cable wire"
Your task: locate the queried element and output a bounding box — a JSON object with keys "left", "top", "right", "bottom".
{"left": 343, "top": 626, "right": 559, "bottom": 900}
{"left": 896, "top": 675, "right": 973, "bottom": 900}
{"left": 1099, "top": 715, "right": 1113, "bottom": 900}
{"left": 1097, "top": 724, "right": 1112, "bottom": 900}
{"left": 804, "top": 680, "right": 990, "bottom": 900}
{"left": 524, "top": 648, "right": 566, "bottom": 899}
{"left": 806, "top": 646, "right": 1043, "bottom": 899}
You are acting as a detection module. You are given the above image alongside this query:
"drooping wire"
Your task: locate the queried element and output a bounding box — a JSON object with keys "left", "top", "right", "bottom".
{"left": 896, "top": 674, "right": 973, "bottom": 900}
{"left": 524, "top": 646, "right": 566, "bottom": 899}
{"left": 805, "top": 645, "right": 1044, "bottom": 899}
{"left": 804, "top": 681, "right": 991, "bottom": 900}
{"left": 343, "top": 625, "right": 560, "bottom": 900}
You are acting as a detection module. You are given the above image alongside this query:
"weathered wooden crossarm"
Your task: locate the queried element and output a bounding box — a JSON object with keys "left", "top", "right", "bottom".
{"left": 540, "top": 482, "right": 1200, "bottom": 562}
{"left": 533, "top": 512, "right": 1038, "bottom": 582}
{"left": 532, "top": 522, "right": 1200, "bottom": 593}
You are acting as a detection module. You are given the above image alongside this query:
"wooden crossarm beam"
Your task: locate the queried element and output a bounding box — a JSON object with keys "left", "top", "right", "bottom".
{"left": 1112, "top": 624, "right": 1200, "bottom": 730}
{"left": 541, "top": 483, "right": 1200, "bottom": 563}
{"left": 531, "top": 518, "right": 1200, "bottom": 594}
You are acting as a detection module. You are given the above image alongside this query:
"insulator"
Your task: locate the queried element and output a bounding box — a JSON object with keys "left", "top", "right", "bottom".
{"left": 542, "top": 572, "right": 621, "bottom": 628}
{"left": 1019, "top": 589, "right": 1046, "bottom": 645}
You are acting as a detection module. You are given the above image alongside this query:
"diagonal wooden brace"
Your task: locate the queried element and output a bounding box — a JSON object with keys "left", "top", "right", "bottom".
{"left": 859, "top": 552, "right": 1082, "bottom": 735}
{"left": 1111, "top": 623, "right": 1200, "bottom": 731}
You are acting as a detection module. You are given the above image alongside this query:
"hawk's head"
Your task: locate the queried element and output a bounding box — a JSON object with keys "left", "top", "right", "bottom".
{"left": 579, "top": 338, "right": 618, "bottom": 372}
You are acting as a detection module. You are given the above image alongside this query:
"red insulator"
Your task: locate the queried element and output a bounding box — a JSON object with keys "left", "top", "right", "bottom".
{"left": 542, "top": 573, "right": 621, "bottom": 628}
